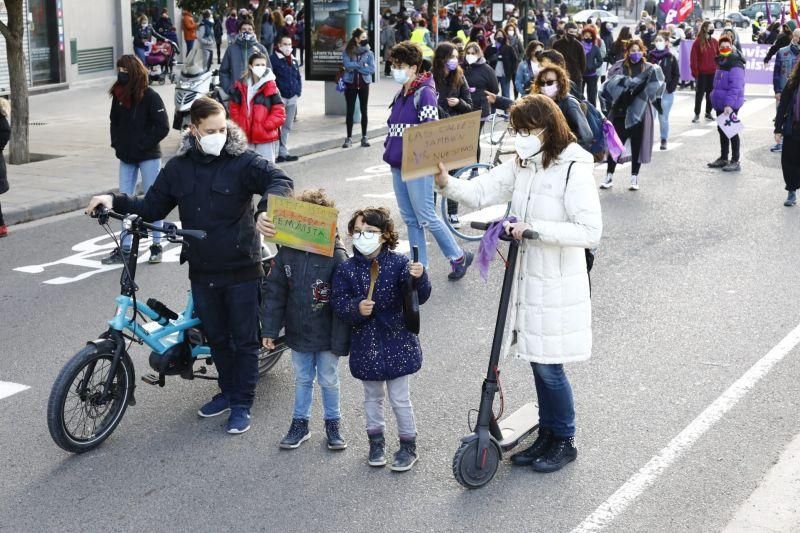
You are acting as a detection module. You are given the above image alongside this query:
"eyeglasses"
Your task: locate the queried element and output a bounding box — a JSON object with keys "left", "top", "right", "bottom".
{"left": 509, "top": 127, "right": 543, "bottom": 137}
{"left": 352, "top": 230, "right": 378, "bottom": 239}
{"left": 540, "top": 79, "right": 558, "bottom": 86}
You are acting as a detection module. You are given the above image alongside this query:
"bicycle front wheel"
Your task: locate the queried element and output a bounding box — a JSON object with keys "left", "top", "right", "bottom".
{"left": 441, "top": 164, "right": 513, "bottom": 242}
{"left": 47, "top": 344, "right": 134, "bottom": 453}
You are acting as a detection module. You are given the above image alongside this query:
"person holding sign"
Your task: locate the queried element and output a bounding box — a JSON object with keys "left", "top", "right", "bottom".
{"left": 384, "top": 41, "right": 473, "bottom": 280}
{"left": 331, "top": 207, "right": 431, "bottom": 472}
{"left": 707, "top": 36, "right": 745, "bottom": 173}
{"left": 260, "top": 190, "right": 350, "bottom": 451}
{"left": 434, "top": 95, "right": 602, "bottom": 473}
{"left": 85, "top": 96, "right": 293, "bottom": 435}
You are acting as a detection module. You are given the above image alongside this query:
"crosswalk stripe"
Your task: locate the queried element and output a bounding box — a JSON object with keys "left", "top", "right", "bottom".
{"left": 0, "top": 381, "right": 30, "bottom": 401}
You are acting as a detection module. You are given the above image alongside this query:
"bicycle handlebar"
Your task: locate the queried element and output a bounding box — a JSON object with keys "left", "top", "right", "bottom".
{"left": 470, "top": 221, "right": 539, "bottom": 240}
{"left": 92, "top": 208, "right": 206, "bottom": 240}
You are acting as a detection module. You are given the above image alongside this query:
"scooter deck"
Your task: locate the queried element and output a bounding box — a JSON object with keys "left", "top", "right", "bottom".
{"left": 497, "top": 402, "right": 539, "bottom": 451}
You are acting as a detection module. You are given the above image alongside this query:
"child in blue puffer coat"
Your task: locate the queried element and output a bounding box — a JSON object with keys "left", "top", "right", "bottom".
{"left": 331, "top": 207, "right": 431, "bottom": 472}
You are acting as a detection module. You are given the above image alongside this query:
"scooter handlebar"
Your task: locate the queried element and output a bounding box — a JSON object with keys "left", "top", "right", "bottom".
{"left": 469, "top": 221, "right": 539, "bottom": 240}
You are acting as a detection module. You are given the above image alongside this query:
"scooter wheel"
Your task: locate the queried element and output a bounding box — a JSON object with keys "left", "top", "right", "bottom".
{"left": 452, "top": 438, "right": 501, "bottom": 489}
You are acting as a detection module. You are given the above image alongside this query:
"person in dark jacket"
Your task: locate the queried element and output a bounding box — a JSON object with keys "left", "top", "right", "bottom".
{"left": 581, "top": 25, "right": 603, "bottom": 106}
{"left": 260, "top": 10, "right": 276, "bottom": 51}
{"left": 0, "top": 97, "right": 9, "bottom": 238}
{"left": 220, "top": 18, "right": 269, "bottom": 98}
{"left": 271, "top": 35, "right": 303, "bottom": 162}
{"left": 261, "top": 189, "right": 350, "bottom": 451}
{"left": 649, "top": 32, "right": 680, "bottom": 150}
{"left": 484, "top": 28, "right": 519, "bottom": 98}
{"left": 433, "top": 42, "right": 473, "bottom": 228}
{"left": 707, "top": 36, "right": 746, "bottom": 173}
{"left": 553, "top": 22, "right": 587, "bottom": 94}
{"left": 464, "top": 41, "right": 499, "bottom": 118}
{"left": 607, "top": 26, "right": 632, "bottom": 66}
{"left": 774, "top": 59, "right": 800, "bottom": 206}
{"left": 532, "top": 64, "right": 593, "bottom": 151}
{"left": 331, "top": 207, "right": 431, "bottom": 472}
{"left": 153, "top": 8, "right": 173, "bottom": 37}
{"left": 133, "top": 15, "right": 153, "bottom": 65}
{"left": 765, "top": 21, "right": 797, "bottom": 64}
{"left": 104, "top": 55, "right": 170, "bottom": 265}
{"left": 85, "top": 96, "right": 293, "bottom": 435}
{"left": 213, "top": 10, "right": 223, "bottom": 65}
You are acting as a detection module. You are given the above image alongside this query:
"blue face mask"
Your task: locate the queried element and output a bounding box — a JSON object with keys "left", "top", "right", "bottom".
{"left": 392, "top": 67, "right": 410, "bottom": 84}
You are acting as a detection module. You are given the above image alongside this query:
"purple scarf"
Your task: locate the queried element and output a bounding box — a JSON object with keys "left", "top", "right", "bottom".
{"left": 582, "top": 41, "right": 593, "bottom": 54}
{"left": 476, "top": 216, "right": 517, "bottom": 281}
{"left": 604, "top": 120, "right": 625, "bottom": 161}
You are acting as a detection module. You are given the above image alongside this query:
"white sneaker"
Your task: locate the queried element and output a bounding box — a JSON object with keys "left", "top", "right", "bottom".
{"left": 629, "top": 175, "right": 639, "bottom": 191}
{"left": 448, "top": 214, "right": 462, "bottom": 228}
{"left": 599, "top": 176, "right": 614, "bottom": 189}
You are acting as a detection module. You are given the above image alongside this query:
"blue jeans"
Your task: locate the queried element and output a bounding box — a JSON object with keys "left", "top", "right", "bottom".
{"left": 291, "top": 350, "right": 341, "bottom": 421}
{"left": 658, "top": 91, "right": 675, "bottom": 142}
{"left": 191, "top": 279, "right": 261, "bottom": 409}
{"left": 186, "top": 39, "right": 195, "bottom": 52}
{"left": 531, "top": 363, "right": 575, "bottom": 438}
{"left": 134, "top": 47, "right": 147, "bottom": 65}
{"left": 119, "top": 159, "right": 162, "bottom": 250}
{"left": 391, "top": 168, "right": 463, "bottom": 268}
{"left": 498, "top": 76, "right": 511, "bottom": 99}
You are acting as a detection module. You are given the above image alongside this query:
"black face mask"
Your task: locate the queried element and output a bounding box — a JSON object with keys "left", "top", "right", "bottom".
{"left": 360, "top": 39, "right": 368, "bottom": 46}
{"left": 117, "top": 72, "right": 130, "bottom": 85}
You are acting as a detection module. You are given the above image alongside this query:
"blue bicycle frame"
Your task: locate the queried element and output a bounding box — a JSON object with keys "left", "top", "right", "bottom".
{"left": 108, "top": 292, "right": 211, "bottom": 358}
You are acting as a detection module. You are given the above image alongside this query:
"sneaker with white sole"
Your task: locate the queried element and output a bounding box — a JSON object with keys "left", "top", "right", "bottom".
{"left": 226, "top": 407, "right": 252, "bottom": 434}
{"left": 198, "top": 393, "right": 230, "bottom": 417}
{"left": 279, "top": 418, "right": 310, "bottom": 449}
{"left": 599, "top": 175, "right": 613, "bottom": 189}
{"left": 629, "top": 175, "right": 639, "bottom": 191}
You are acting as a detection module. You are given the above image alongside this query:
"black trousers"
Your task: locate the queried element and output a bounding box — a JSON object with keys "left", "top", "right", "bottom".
{"left": 191, "top": 278, "right": 261, "bottom": 409}
{"left": 718, "top": 128, "right": 740, "bottom": 162}
{"left": 782, "top": 135, "right": 800, "bottom": 191}
{"left": 215, "top": 39, "right": 221, "bottom": 64}
{"left": 583, "top": 76, "right": 598, "bottom": 107}
{"left": 0, "top": 200, "right": 4, "bottom": 226}
{"left": 694, "top": 73, "right": 714, "bottom": 116}
{"left": 345, "top": 84, "right": 369, "bottom": 138}
{"left": 607, "top": 117, "right": 644, "bottom": 175}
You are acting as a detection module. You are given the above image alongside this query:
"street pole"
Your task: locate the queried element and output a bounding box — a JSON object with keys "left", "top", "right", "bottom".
{"left": 346, "top": 0, "right": 362, "bottom": 124}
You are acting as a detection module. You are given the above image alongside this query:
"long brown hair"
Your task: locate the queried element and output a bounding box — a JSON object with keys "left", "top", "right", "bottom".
{"left": 698, "top": 20, "right": 713, "bottom": 48}
{"left": 509, "top": 94, "right": 576, "bottom": 169}
{"left": 433, "top": 42, "right": 465, "bottom": 91}
{"left": 109, "top": 54, "right": 148, "bottom": 108}
{"left": 622, "top": 38, "right": 648, "bottom": 76}
{"left": 345, "top": 27, "right": 366, "bottom": 58}
{"left": 531, "top": 64, "right": 569, "bottom": 100}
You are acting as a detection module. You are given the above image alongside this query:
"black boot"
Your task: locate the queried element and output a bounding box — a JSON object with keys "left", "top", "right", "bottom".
{"left": 531, "top": 436, "right": 578, "bottom": 473}
{"left": 510, "top": 428, "right": 554, "bottom": 466}
{"left": 279, "top": 418, "right": 310, "bottom": 449}
{"left": 368, "top": 433, "right": 386, "bottom": 467}
{"left": 389, "top": 437, "right": 418, "bottom": 472}
{"left": 325, "top": 419, "right": 347, "bottom": 450}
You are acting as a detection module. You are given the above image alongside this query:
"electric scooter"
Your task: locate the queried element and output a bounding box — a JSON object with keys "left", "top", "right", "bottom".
{"left": 452, "top": 220, "right": 540, "bottom": 489}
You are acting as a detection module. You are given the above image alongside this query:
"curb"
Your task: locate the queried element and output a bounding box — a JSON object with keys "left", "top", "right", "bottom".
{"left": 6, "top": 125, "right": 389, "bottom": 226}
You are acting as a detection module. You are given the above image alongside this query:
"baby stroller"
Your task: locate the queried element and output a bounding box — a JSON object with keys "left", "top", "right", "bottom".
{"left": 147, "top": 30, "right": 179, "bottom": 85}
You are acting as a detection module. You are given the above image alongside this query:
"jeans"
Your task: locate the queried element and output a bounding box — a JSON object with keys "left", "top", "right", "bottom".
{"left": 583, "top": 75, "right": 598, "bottom": 107}
{"left": 363, "top": 376, "right": 417, "bottom": 438}
{"left": 531, "top": 363, "right": 575, "bottom": 438}
{"left": 658, "top": 91, "right": 675, "bottom": 141}
{"left": 694, "top": 73, "right": 714, "bottom": 116}
{"left": 119, "top": 159, "right": 162, "bottom": 251}
{"left": 134, "top": 46, "right": 147, "bottom": 65}
{"left": 391, "top": 167, "right": 463, "bottom": 268}
{"left": 291, "top": 350, "right": 341, "bottom": 421}
{"left": 248, "top": 142, "right": 277, "bottom": 162}
{"left": 191, "top": 279, "right": 261, "bottom": 409}
{"left": 186, "top": 39, "right": 195, "bottom": 52}
{"left": 279, "top": 96, "right": 298, "bottom": 157}
{"left": 498, "top": 76, "right": 511, "bottom": 99}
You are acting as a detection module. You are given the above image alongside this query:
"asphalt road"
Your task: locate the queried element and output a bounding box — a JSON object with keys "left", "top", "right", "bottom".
{"left": 1, "top": 92, "right": 799, "bottom": 532}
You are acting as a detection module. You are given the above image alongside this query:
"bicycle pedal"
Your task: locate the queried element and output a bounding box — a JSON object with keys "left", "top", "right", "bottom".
{"left": 141, "top": 373, "right": 165, "bottom": 387}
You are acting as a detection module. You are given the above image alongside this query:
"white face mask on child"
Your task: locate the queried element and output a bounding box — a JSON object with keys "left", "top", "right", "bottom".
{"left": 353, "top": 233, "right": 382, "bottom": 255}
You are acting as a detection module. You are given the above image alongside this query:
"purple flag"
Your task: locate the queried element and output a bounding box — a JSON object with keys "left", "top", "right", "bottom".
{"left": 476, "top": 216, "right": 517, "bottom": 281}
{"left": 604, "top": 121, "right": 625, "bottom": 162}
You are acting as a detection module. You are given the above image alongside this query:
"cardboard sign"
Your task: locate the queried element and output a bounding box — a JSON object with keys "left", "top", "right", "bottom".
{"left": 401, "top": 111, "right": 481, "bottom": 181}
{"left": 265, "top": 195, "right": 339, "bottom": 257}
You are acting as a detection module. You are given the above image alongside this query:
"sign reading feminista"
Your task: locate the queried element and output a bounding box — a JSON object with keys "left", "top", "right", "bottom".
{"left": 265, "top": 195, "right": 340, "bottom": 257}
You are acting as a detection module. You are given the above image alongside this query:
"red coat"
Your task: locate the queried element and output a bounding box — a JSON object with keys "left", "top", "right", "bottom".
{"left": 690, "top": 38, "right": 719, "bottom": 77}
{"left": 229, "top": 75, "right": 286, "bottom": 144}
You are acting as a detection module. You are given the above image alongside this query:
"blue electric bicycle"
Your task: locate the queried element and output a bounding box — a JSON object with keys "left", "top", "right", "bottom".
{"left": 47, "top": 209, "right": 288, "bottom": 453}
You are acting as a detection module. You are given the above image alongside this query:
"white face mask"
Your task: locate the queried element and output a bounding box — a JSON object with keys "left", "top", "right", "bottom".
{"left": 655, "top": 41, "right": 666, "bottom": 51}
{"left": 197, "top": 132, "right": 226, "bottom": 156}
{"left": 514, "top": 130, "right": 544, "bottom": 160}
{"left": 352, "top": 233, "right": 382, "bottom": 255}
{"left": 280, "top": 45, "right": 293, "bottom": 56}
{"left": 392, "top": 67, "right": 410, "bottom": 84}
{"left": 508, "top": 30, "right": 515, "bottom": 36}
{"left": 252, "top": 65, "right": 267, "bottom": 78}
{"left": 465, "top": 54, "right": 478, "bottom": 64}
{"left": 541, "top": 83, "right": 559, "bottom": 98}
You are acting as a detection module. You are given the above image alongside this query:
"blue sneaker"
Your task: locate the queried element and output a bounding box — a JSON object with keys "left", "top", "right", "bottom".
{"left": 226, "top": 407, "right": 252, "bottom": 434}
{"left": 770, "top": 143, "right": 783, "bottom": 153}
{"left": 448, "top": 250, "right": 474, "bottom": 281}
{"left": 197, "top": 393, "right": 230, "bottom": 418}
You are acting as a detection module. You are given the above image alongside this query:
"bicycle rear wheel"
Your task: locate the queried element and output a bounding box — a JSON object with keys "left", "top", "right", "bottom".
{"left": 441, "top": 163, "right": 513, "bottom": 242}
{"left": 47, "top": 345, "right": 134, "bottom": 453}
{"left": 258, "top": 337, "right": 288, "bottom": 376}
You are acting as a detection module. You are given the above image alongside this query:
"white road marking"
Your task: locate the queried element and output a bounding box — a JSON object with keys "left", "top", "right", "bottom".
{"left": 572, "top": 322, "right": 800, "bottom": 533}
{"left": 0, "top": 381, "right": 30, "bottom": 401}
{"left": 679, "top": 128, "right": 713, "bottom": 137}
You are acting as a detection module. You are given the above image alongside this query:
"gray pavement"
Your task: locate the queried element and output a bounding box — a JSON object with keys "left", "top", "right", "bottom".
{"left": 1, "top": 73, "right": 398, "bottom": 226}
{"left": 1, "top": 90, "right": 799, "bottom": 532}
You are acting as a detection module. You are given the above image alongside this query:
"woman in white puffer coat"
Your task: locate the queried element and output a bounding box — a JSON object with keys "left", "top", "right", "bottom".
{"left": 435, "top": 94, "right": 602, "bottom": 473}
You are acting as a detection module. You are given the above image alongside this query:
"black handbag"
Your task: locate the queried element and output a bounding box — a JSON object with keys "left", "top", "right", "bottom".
{"left": 402, "top": 246, "right": 421, "bottom": 335}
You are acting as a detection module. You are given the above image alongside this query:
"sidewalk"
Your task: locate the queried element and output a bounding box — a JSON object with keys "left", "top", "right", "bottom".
{"left": 2, "top": 73, "right": 398, "bottom": 226}
{"left": 723, "top": 431, "right": 800, "bottom": 532}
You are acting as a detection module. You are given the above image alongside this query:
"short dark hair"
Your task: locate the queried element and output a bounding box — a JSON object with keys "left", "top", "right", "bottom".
{"left": 190, "top": 96, "right": 226, "bottom": 125}
{"left": 389, "top": 41, "right": 424, "bottom": 68}
{"left": 238, "top": 16, "right": 254, "bottom": 31}
{"left": 347, "top": 207, "right": 400, "bottom": 250}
